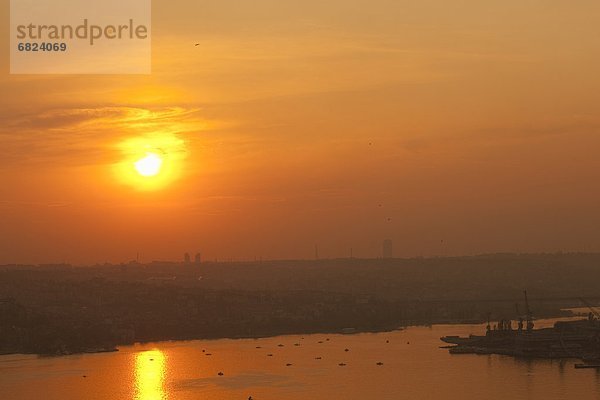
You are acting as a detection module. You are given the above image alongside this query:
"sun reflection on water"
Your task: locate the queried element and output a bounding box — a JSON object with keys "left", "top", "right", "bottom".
{"left": 134, "top": 350, "right": 168, "bottom": 400}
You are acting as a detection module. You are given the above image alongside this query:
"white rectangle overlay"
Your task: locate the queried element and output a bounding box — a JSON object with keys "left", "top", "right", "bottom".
{"left": 10, "top": 0, "right": 151, "bottom": 74}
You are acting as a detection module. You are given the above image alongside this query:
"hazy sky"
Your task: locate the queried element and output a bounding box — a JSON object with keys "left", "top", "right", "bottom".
{"left": 1, "top": 0, "right": 600, "bottom": 264}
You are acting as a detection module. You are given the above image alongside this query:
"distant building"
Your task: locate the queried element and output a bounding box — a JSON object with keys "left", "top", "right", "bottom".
{"left": 194, "top": 253, "right": 201, "bottom": 264}
{"left": 383, "top": 239, "right": 393, "bottom": 259}
{"left": 184, "top": 252, "right": 191, "bottom": 264}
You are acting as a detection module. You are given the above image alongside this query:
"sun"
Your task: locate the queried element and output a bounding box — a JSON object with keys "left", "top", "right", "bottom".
{"left": 134, "top": 152, "right": 163, "bottom": 177}
{"left": 114, "top": 134, "right": 187, "bottom": 191}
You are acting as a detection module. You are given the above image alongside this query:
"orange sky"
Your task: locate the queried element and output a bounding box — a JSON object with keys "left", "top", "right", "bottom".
{"left": 1, "top": 0, "right": 600, "bottom": 264}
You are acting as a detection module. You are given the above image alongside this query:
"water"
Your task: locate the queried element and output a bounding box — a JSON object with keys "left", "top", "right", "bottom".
{"left": 2, "top": 319, "right": 600, "bottom": 400}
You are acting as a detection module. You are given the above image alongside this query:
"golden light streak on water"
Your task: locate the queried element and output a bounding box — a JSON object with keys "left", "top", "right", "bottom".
{"left": 134, "top": 350, "right": 168, "bottom": 400}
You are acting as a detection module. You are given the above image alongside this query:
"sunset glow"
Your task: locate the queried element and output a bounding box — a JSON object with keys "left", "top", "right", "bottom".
{"left": 1, "top": 0, "right": 600, "bottom": 264}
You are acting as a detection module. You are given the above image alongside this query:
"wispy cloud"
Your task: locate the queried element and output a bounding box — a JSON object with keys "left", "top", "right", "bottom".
{"left": 1, "top": 106, "right": 203, "bottom": 134}
{"left": 0, "top": 106, "right": 206, "bottom": 167}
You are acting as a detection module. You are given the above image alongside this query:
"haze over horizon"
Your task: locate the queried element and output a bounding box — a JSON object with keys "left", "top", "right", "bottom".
{"left": 1, "top": 0, "right": 600, "bottom": 264}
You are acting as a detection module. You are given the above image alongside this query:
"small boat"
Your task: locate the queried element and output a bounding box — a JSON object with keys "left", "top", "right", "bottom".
{"left": 338, "top": 363, "right": 347, "bottom": 366}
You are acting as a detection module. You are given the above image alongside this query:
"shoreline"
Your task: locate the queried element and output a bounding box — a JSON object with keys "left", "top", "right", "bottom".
{"left": 1, "top": 311, "right": 578, "bottom": 358}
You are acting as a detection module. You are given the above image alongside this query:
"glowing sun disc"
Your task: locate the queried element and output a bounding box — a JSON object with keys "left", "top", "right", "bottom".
{"left": 134, "top": 153, "right": 163, "bottom": 177}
